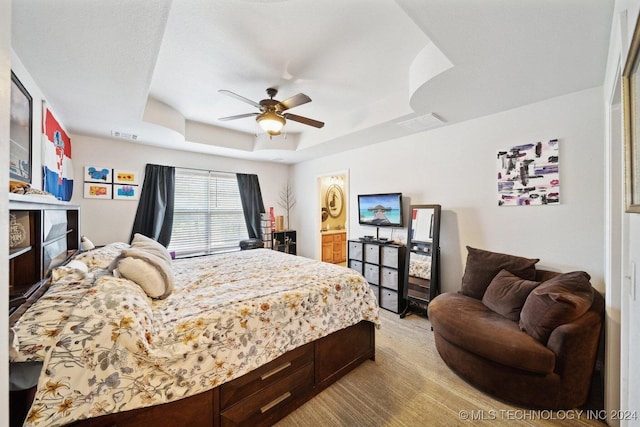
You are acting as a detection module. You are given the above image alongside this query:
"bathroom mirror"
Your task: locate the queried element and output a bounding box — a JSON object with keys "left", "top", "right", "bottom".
{"left": 401, "top": 204, "right": 441, "bottom": 318}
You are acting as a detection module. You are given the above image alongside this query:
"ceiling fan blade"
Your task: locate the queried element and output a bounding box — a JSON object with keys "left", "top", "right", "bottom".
{"left": 219, "top": 112, "right": 259, "bottom": 121}
{"left": 218, "top": 90, "right": 261, "bottom": 109}
{"left": 284, "top": 113, "right": 325, "bottom": 128}
{"left": 279, "top": 93, "right": 311, "bottom": 111}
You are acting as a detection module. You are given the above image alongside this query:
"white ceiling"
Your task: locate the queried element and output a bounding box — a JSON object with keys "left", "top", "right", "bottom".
{"left": 11, "top": 0, "right": 613, "bottom": 164}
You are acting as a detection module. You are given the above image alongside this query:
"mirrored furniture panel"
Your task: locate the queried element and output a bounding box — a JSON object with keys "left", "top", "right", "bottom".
{"left": 400, "top": 204, "right": 441, "bottom": 318}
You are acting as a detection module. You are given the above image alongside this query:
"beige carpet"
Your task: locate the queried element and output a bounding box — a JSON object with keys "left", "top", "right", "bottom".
{"left": 276, "top": 309, "right": 606, "bottom": 427}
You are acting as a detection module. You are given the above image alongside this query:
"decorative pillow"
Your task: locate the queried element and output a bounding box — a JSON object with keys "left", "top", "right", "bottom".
{"left": 115, "top": 257, "right": 166, "bottom": 299}
{"left": 460, "top": 246, "right": 539, "bottom": 300}
{"left": 131, "top": 233, "right": 172, "bottom": 264}
{"left": 481, "top": 269, "right": 540, "bottom": 321}
{"left": 114, "top": 247, "right": 174, "bottom": 299}
{"left": 519, "top": 271, "right": 594, "bottom": 344}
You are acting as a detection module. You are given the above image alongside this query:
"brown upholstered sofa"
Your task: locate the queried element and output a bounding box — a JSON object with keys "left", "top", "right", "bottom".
{"left": 427, "top": 247, "right": 604, "bottom": 409}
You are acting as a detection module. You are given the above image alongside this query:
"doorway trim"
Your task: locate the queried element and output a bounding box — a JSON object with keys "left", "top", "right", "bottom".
{"left": 317, "top": 169, "right": 349, "bottom": 261}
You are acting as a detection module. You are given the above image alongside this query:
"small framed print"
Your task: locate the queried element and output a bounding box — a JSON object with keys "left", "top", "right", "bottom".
{"left": 84, "top": 165, "right": 112, "bottom": 183}
{"left": 113, "top": 184, "right": 139, "bottom": 200}
{"left": 84, "top": 182, "right": 112, "bottom": 199}
{"left": 113, "top": 169, "right": 139, "bottom": 185}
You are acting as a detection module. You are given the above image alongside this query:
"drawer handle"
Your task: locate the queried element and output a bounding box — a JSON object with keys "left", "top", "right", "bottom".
{"left": 260, "top": 392, "right": 291, "bottom": 414}
{"left": 260, "top": 361, "right": 292, "bottom": 380}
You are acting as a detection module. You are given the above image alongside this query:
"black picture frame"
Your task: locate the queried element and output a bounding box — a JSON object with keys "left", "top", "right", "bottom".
{"left": 9, "top": 71, "right": 33, "bottom": 184}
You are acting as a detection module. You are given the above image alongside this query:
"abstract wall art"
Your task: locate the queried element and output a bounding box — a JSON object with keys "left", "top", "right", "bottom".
{"left": 113, "top": 169, "right": 139, "bottom": 185}
{"left": 497, "top": 139, "right": 559, "bottom": 206}
{"left": 82, "top": 166, "right": 138, "bottom": 200}
{"left": 113, "top": 184, "right": 139, "bottom": 200}
{"left": 83, "top": 182, "right": 112, "bottom": 199}
{"left": 84, "top": 166, "right": 112, "bottom": 183}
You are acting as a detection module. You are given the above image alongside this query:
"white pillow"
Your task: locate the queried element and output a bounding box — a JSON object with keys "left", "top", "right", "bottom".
{"left": 114, "top": 247, "right": 174, "bottom": 299}
{"left": 114, "top": 257, "right": 167, "bottom": 299}
{"left": 131, "top": 233, "right": 171, "bottom": 263}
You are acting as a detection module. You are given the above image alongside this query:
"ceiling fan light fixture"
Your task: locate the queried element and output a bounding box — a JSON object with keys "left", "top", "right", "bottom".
{"left": 257, "top": 110, "right": 286, "bottom": 135}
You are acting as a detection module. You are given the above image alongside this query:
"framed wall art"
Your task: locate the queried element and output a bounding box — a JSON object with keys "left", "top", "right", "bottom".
{"left": 497, "top": 139, "right": 560, "bottom": 206}
{"left": 113, "top": 184, "right": 139, "bottom": 200}
{"left": 84, "top": 166, "right": 112, "bottom": 183}
{"left": 83, "top": 182, "right": 112, "bottom": 199}
{"left": 9, "top": 71, "right": 33, "bottom": 183}
{"left": 623, "top": 17, "right": 640, "bottom": 213}
{"left": 113, "top": 169, "right": 139, "bottom": 185}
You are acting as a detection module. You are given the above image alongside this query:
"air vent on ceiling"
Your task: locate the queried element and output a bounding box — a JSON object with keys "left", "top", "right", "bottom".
{"left": 111, "top": 130, "right": 139, "bottom": 141}
{"left": 398, "top": 113, "right": 446, "bottom": 131}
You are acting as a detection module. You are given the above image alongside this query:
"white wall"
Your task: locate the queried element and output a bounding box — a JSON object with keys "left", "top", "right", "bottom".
{"left": 292, "top": 87, "right": 606, "bottom": 296}
{"left": 1, "top": 1, "right": 11, "bottom": 424}
{"left": 71, "top": 135, "right": 290, "bottom": 245}
{"left": 605, "top": 1, "right": 640, "bottom": 425}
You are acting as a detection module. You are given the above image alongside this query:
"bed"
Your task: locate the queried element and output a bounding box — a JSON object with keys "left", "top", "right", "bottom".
{"left": 10, "top": 242, "right": 379, "bottom": 426}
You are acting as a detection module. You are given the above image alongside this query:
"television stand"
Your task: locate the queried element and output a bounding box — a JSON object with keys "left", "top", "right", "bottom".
{"left": 346, "top": 238, "right": 406, "bottom": 313}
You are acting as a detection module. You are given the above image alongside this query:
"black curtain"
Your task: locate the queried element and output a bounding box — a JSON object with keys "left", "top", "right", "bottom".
{"left": 130, "top": 164, "right": 175, "bottom": 246}
{"left": 236, "top": 173, "right": 265, "bottom": 239}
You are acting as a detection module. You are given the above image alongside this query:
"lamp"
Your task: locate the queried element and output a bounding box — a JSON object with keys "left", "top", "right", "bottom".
{"left": 257, "top": 110, "right": 285, "bottom": 136}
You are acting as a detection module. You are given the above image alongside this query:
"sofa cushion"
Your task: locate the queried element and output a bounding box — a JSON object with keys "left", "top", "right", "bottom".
{"left": 460, "top": 247, "right": 539, "bottom": 299}
{"left": 429, "top": 293, "right": 555, "bottom": 374}
{"left": 482, "top": 269, "right": 540, "bottom": 321}
{"left": 519, "top": 271, "right": 594, "bottom": 344}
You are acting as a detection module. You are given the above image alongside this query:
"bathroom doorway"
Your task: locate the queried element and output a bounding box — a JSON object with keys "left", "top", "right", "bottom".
{"left": 318, "top": 172, "right": 348, "bottom": 265}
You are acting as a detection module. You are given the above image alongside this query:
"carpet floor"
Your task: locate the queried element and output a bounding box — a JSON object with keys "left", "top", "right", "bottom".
{"left": 275, "top": 309, "right": 607, "bottom": 427}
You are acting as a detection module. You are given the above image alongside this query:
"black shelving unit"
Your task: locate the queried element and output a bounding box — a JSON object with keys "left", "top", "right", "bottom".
{"left": 273, "top": 230, "right": 296, "bottom": 255}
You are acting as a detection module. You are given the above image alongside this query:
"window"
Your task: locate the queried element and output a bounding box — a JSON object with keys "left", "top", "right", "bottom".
{"left": 168, "top": 168, "right": 248, "bottom": 257}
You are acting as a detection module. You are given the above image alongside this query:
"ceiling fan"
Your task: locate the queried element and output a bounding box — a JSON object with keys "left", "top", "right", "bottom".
{"left": 218, "top": 87, "right": 325, "bottom": 137}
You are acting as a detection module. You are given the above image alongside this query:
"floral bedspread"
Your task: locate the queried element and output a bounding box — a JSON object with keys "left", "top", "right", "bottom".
{"left": 11, "top": 246, "right": 379, "bottom": 426}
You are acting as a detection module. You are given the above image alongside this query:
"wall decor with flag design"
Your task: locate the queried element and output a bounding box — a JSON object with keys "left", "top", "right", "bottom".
{"left": 42, "top": 102, "right": 74, "bottom": 201}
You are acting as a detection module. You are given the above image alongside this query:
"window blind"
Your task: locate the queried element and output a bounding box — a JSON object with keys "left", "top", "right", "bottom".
{"left": 168, "top": 168, "right": 248, "bottom": 257}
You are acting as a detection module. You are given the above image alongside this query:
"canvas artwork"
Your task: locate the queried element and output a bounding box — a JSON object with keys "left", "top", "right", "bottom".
{"left": 84, "top": 182, "right": 112, "bottom": 199}
{"left": 43, "top": 104, "right": 74, "bottom": 201}
{"left": 497, "top": 139, "right": 559, "bottom": 206}
{"left": 113, "top": 184, "right": 139, "bottom": 200}
{"left": 113, "top": 169, "right": 139, "bottom": 185}
{"left": 84, "top": 166, "right": 112, "bottom": 183}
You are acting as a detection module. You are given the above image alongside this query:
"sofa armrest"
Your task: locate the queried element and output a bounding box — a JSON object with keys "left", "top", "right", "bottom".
{"left": 546, "top": 291, "right": 603, "bottom": 401}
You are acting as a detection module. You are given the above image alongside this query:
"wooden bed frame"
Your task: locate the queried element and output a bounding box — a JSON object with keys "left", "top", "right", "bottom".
{"left": 12, "top": 320, "right": 375, "bottom": 427}
{"left": 9, "top": 199, "right": 377, "bottom": 426}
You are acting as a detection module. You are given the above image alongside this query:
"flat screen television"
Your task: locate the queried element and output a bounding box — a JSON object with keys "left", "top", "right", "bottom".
{"left": 358, "top": 193, "right": 404, "bottom": 227}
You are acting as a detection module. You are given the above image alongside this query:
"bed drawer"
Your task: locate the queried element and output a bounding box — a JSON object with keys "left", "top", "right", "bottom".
{"left": 220, "top": 342, "right": 313, "bottom": 409}
{"left": 220, "top": 361, "right": 314, "bottom": 427}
